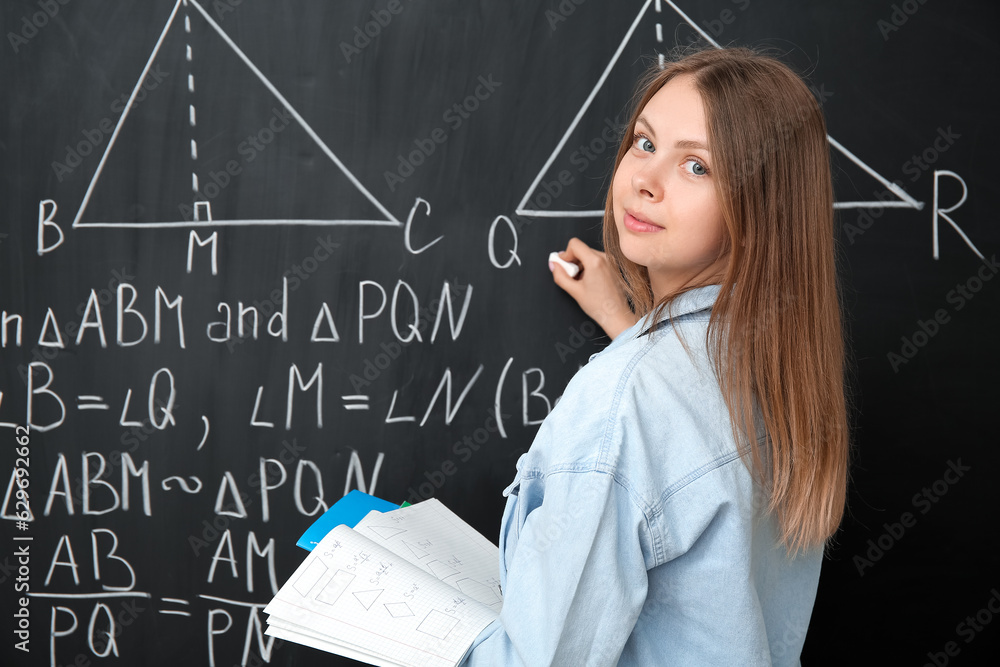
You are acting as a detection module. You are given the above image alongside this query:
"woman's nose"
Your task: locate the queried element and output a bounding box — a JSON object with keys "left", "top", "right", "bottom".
{"left": 631, "top": 163, "right": 662, "bottom": 201}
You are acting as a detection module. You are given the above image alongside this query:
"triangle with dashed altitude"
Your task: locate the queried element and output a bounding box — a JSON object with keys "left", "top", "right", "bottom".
{"left": 516, "top": 0, "right": 921, "bottom": 218}
{"left": 73, "top": 0, "right": 399, "bottom": 229}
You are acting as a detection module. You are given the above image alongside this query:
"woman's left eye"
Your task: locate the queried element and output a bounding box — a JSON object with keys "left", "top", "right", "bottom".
{"left": 683, "top": 159, "right": 708, "bottom": 176}
{"left": 634, "top": 135, "right": 654, "bottom": 153}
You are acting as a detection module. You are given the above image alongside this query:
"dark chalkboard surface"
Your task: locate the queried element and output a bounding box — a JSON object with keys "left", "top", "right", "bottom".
{"left": 2, "top": 1, "right": 998, "bottom": 665}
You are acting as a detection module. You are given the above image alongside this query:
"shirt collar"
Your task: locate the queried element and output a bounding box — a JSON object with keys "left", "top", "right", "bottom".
{"left": 639, "top": 283, "right": 722, "bottom": 333}
{"left": 590, "top": 284, "right": 722, "bottom": 361}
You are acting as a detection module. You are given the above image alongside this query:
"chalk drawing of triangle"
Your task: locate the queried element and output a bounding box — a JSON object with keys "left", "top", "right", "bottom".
{"left": 516, "top": 0, "right": 923, "bottom": 218}
{"left": 72, "top": 0, "right": 401, "bottom": 229}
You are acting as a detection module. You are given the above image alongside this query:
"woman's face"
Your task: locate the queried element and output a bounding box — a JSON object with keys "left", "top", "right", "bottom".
{"left": 612, "top": 74, "right": 728, "bottom": 301}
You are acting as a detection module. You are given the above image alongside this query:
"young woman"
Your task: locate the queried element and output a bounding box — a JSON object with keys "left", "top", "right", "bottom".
{"left": 461, "top": 47, "right": 851, "bottom": 665}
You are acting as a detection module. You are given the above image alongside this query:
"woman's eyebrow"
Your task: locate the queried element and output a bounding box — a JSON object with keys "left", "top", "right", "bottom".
{"left": 636, "top": 115, "right": 656, "bottom": 139}
{"left": 636, "top": 116, "right": 710, "bottom": 152}
{"left": 675, "top": 139, "right": 711, "bottom": 152}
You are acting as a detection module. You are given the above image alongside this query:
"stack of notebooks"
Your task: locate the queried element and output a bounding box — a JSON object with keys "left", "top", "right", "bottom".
{"left": 265, "top": 492, "right": 501, "bottom": 667}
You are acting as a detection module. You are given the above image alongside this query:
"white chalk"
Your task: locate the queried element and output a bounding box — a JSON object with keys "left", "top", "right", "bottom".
{"left": 548, "top": 252, "right": 580, "bottom": 278}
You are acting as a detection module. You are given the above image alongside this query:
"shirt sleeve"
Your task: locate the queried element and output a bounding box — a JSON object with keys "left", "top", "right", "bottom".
{"left": 459, "top": 467, "right": 651, "bottom": 666}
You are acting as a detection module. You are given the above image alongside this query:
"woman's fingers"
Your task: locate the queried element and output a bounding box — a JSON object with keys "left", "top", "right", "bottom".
{"left": 549, "top": 238, "right": 638, "bottom": 339}
{"left": 561, "top": 237, "right": 596, "bottom": 268}
{"left": 551, "top": 257, "right": 584, "bottom": 296}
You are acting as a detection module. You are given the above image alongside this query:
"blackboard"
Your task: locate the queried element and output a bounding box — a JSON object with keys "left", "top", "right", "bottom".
{"left": 2, "top": 1, "right": 998, "bottom": 665}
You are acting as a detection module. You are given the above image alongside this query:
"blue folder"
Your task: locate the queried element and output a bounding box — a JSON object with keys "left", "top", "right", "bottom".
{"left": 296, "top": 490, "right": 400, "bottom": 551}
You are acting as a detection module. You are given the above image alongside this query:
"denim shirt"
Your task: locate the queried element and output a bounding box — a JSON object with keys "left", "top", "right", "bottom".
{"left": 460, "top": 284, "right": 822, "bottom": 666}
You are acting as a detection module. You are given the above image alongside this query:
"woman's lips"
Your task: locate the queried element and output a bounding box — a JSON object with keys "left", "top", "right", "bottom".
{"left": 623, "top": 212, "right": 664, "bottom": 233}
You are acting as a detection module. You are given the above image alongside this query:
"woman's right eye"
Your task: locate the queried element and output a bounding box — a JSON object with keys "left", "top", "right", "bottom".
{"left": 634, "top": 134, "right": 655, "bottom": 153}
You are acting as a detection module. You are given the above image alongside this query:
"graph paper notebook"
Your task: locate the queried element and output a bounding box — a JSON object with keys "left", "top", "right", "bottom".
{"left": 264, "top": 499, "right": 502, "bottom": 667}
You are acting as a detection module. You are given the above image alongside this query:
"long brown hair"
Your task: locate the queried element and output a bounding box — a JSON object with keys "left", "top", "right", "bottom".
{"left": 603, "top": 47, "right": 852, "bottom": 554}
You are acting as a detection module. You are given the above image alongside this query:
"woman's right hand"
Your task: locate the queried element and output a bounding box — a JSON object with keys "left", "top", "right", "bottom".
{"left": 550, "top": 237, "right": 639, "bottom": 340}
